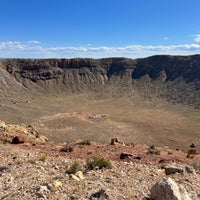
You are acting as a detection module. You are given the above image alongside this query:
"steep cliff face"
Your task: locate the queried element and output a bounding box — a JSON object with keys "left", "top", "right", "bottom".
{"left": 133, "top": 55, "right": 200, "bottom": 82}
{"left": 2, "top": 58, "right": 136, "bottom": 94}
{"left": 132, "top": 55, "right": 200, "bottom": 108}
{"left": 1, "top": 55, "right": 200, "bottom": 108}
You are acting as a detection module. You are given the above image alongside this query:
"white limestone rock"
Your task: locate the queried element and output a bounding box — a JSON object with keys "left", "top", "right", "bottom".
{"left": 150, "top": 178, "right": 191, "bottom": 200}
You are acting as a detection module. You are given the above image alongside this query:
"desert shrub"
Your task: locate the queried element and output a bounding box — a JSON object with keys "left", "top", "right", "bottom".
{"left": 60, "top": 145, "right": 73, "bottom": 152}
{"left": 66, "top": 162, "right": 79, "bottom": 174}
{"left": 0, "top": 138, "right": 10, "bottom": 144}
{"left": 86, "top": 156, "right": 112, "bottom": 170}
{"left": 39, "top": 154, "right": 47, "bottom": 162}
{"left": 147, "top": 145, "right": 160, "bottom": 155}
{"left": 78, "top": 139, "right": 91, "bottom": 145}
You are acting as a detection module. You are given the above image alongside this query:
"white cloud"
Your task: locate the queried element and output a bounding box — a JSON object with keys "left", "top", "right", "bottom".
{"left": 194, "top": 34, "right": 200, "bottom": 42}
{"left": 0, "top": 40, "right": 200, "bottom": 58}
{"left": 0, "top": 41, "right": 26, "bottom": 50}
{"left": 28, "top": 40, "right": 40, "bottom": 44}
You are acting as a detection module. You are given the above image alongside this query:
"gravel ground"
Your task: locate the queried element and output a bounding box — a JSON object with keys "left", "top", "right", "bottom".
{"left": 0, "top": 121, "right": 200, "bottom": 200}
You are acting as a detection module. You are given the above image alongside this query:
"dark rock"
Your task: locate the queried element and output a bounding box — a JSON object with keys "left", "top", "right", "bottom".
{"left": 185, "top": 166, "right": 196, "bottom": 174}
{"left": 12, "top": 136, "right": 25, "bottom": 144}
{"left": 70, "top": 194, "right": 81, "bottom": 200}
{"left": 120, "top": 152, "right": 134, "bottom": 159}
{"left": 162, "top": 163, "right": 185, "bottom": 175}
{"left": 89, "top": 189, "right": 109, "bottom": 200}
{"left": 134, "top": 156, "right": 142, "bottom": 160}
{"left": 0, "top": 166, "right": 9, "bottom": 172}
{"left": 159, "top": 159, "right": 166, "bottom": 163}
{"left": 12, "top": 156, "right": 17, "bottom": 160}
{"left": 190, "top": 143, "right": 196, "bottom": 148}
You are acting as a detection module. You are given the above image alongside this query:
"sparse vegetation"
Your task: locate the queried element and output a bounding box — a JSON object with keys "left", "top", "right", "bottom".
{"left": 1, "top": 57, "right": 200, "bottom": 152}
{"left": 86, "top": 156, "right": 112, "bottom": 170}
{"left": 0, "top": 138, "right": 10, "bottom": 144}
{"left": 65, "top": 162, "right": 79, "bottom": 174}
{"left": 147, "top": 145, "right": 160, "bottom": 155}
{"left": 60, "top": 145, "right": 73, "bottom": 152}
{"left": 77, "top": 139, "right": 91, "bottom": 145}
{"left": 39, "top": 154, "right": 47, "bottom": 161}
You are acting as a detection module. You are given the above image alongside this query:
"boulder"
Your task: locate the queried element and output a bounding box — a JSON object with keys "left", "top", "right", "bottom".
{"left": 162, "top": 163, "right": 196, "bottom": 175}
{"left": 150, "top": 178, "right": 191, "bottom": 200}
{"left": 162, "top": 163, "right": 185, "bottom": 175}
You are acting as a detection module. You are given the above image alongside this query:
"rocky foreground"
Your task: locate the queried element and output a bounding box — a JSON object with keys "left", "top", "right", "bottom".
{"left": 0, "top": 121, "right": 200, "bottom": 200}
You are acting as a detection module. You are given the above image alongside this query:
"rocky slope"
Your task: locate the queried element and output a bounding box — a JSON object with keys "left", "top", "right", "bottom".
{"left": 0, "top": 121, "right": 200, "bottom": 200}
{"left": 0, "top": 55, "right": 200, "bottom": 108}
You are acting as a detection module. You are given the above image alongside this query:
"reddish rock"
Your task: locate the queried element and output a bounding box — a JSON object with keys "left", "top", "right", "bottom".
{"left": 188, "top": 149, "right": 197, "bottom": 155}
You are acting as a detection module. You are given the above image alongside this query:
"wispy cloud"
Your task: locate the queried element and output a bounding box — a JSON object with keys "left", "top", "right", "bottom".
{"left": 194, "top": 34, "right": 200, "bottom": 42}
{"left": 0, "top": 41, "right": 26, "bottom": 50}
{"left": 28, "top": 40, "right": 40, "bottom": 44}
{"left": 0, "top": 40, "right": 200, "bottom": 58}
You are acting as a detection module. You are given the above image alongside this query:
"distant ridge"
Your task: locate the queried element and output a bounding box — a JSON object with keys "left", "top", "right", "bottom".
{"left": 0, "top": 55, "right": 200, "bottom": 108}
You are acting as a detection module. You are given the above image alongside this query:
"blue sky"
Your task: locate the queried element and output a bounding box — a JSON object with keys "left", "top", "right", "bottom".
{"left": 1, "top": 0, "right": 200, "bottom": 58}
